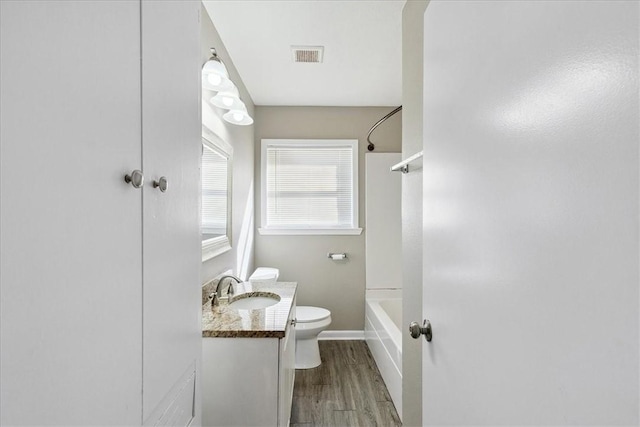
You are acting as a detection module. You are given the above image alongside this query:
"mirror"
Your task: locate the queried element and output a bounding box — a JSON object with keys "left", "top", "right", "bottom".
{"left": 202, "top": 127, "right": 232, "bottom": 261}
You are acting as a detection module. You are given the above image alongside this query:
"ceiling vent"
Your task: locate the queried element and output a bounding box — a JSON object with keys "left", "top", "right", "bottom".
{"left": 291, "top": 45, "right": 324, "bottom": 63}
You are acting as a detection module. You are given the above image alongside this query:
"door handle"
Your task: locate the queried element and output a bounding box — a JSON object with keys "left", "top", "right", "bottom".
{"left": 124, "top": 170, "right": 144, "bottom": 188}
{"left": 409, "top": 319, "right": 432, "bottom": 342}
{"left": 153, "top": 176, "right": 168, "bottom": 192}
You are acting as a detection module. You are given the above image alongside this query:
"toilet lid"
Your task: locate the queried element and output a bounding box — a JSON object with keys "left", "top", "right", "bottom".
{"left": 296, "top": 306, "right": 331, "bottom": 323}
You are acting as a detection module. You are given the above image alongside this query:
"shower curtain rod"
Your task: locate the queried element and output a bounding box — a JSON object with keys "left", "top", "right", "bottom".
{"left": 367, "top": 105, "right": 402, "bottom": 151}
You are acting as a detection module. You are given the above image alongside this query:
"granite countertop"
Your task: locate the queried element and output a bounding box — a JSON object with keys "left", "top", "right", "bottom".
{"left": 202, "top": 281, "right": 297, "bottom": 338}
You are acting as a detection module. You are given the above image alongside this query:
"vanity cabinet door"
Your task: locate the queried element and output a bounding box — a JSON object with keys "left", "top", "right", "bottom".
{"left": 279, "top": 301, "right": 296, "bottom": 427}
{"left": 140, "top": 1, "right": 202, "bottom": 425}
{"left": 0, "top": 1, "right": 142, "bottom": 425}
{"left": 202, "top": 337, "right": 280, "bottom": 426}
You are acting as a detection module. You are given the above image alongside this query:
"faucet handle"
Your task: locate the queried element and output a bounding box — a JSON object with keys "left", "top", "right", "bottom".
{"left": 208, "top": 292, "right": 219, "bottom": 307}
{"left": 227, "top": 283, "right": 235, "bottom": 296}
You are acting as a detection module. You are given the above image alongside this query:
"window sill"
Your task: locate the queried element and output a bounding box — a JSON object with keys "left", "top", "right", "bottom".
{"left": 258, "top": 228, "right": 363, "bottom": 236}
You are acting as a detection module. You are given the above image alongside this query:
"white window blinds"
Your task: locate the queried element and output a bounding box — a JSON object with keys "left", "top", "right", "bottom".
{"left": 262, "top": 140, "right": 358, "bottom": 230}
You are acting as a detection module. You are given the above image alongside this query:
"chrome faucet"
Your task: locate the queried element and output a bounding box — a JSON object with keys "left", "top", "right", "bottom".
{"left": 209, "top": 274, "right": 242, "bottom": 307}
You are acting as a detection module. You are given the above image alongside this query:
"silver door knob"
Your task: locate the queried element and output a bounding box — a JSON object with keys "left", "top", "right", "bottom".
{"left": 153, "top": 176, "right": 168, "bottom": 192}
{"left": 409, "top": 319, "right": 433, "bottom": 342}
{"left": 124, "top": 170, "right": 144, "bottom": 188}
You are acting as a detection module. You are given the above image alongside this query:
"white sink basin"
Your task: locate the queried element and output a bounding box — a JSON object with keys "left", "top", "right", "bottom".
{"left": 229, "top": 292, "right": 280, "bottom": 310}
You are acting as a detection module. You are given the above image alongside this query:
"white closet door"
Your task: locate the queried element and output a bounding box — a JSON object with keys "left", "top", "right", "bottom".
{"left": 0, "top": 1, "right": 142, "bottom": 425}
{"left": 141, "top": 1, "right": 202, "bottom": 425}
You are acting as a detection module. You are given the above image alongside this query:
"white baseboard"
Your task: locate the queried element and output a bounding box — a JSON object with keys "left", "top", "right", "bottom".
{"left": 318, "top": 330, "right": 365, "bottom": 340}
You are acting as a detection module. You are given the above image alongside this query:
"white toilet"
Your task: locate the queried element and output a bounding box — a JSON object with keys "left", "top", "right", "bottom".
{"left": 295, "top": 306, "right": 332, "bottom": 369}
{"left": 248, "top": 267, "right": 332, "bottom": 369}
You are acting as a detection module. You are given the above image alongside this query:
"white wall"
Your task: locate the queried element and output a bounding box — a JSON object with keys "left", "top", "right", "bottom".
{"left": 201, "top": 5, "right": 255, "bottom": 283}
{"left": 365, "top": 153, "right": 402, "bottom": 289}
{"left": 254, "top": 106, "right": 402, "bottom": 330}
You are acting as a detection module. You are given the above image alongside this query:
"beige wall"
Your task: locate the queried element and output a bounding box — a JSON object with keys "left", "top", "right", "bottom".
{"left": 402, "top": 1, "right": 429, "bottom": 425}
{"left": 201, "top": 5, "right": 256, "bottom": 283}
{"left": 254, "top": 106, "right": 402, "bottom": 330}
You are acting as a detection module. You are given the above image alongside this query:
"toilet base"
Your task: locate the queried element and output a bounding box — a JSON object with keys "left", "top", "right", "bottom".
{"left": 295, "top": 336, "right": 322, "bottom": 369}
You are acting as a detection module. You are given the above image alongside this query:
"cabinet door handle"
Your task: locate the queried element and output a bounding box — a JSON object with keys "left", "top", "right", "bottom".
{"left": 291, "top": 319, "right": 297, "bottom": 326}
{"left": 124, "top": 170, "right": 144, "bottom": 188}
{"left": 153, "top": 176, "right": 168, "bottom": 193}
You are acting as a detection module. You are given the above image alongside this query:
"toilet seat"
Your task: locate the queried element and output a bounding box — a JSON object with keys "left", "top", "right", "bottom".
{"left": 296, "top": 306, "right": 331, "bottom": 323}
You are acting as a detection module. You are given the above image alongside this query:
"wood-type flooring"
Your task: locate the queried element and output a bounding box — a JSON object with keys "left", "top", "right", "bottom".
{"left": 290, "top": 340, "right": 402, "bottom": 427}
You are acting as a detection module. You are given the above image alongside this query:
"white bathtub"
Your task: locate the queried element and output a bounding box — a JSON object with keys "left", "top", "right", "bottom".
{"left": 365, "top": 289, "right": 402, "bottom": 420}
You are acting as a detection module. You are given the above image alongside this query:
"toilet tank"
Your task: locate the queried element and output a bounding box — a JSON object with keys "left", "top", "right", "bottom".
{"left": 248, "top": 267, "right": 280, "bottom": 284}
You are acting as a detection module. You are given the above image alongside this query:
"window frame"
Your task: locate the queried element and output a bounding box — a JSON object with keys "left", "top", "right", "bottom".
{"left": 202, "top": 127, "right": 233, "bottom": 261}
{"left": 259, "top": 139, "right": 362, "bottom": 235}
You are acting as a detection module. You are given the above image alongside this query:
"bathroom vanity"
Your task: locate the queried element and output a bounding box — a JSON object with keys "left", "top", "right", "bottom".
{"left": 202, "top": 282, "right": 296, "bottom": 427}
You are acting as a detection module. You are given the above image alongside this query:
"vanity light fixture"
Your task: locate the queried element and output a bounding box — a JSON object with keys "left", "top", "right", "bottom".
{"left": 222, "top": 101, "right": 254, "bottom": 126}
{"left": 209, "top": 86, "right": 244, "bottom": 111}
{"left": 202, "top": 47, "right": 254, "bottom": 126}
{"left": 202, "top": 48, "right": 234, "bottom": 92}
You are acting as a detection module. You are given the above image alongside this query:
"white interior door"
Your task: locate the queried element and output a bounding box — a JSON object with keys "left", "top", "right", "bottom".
{"left": 422, "top": 1, "right": 639, "bottom": 425}
{"left": 141, "top": 1, "right": 201, "bottom": 425}
{"left": 0, "top": 1, "right": 142, "bottom": 425}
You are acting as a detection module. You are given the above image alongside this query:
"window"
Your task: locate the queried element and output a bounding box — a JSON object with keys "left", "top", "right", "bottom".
{"left": 260, "top": 139, "right": 361, "bottom": 235}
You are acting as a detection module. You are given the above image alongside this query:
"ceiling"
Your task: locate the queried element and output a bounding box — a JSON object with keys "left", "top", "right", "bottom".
{"left": 202, "top": 1, "right": 404, "bottom": 107}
